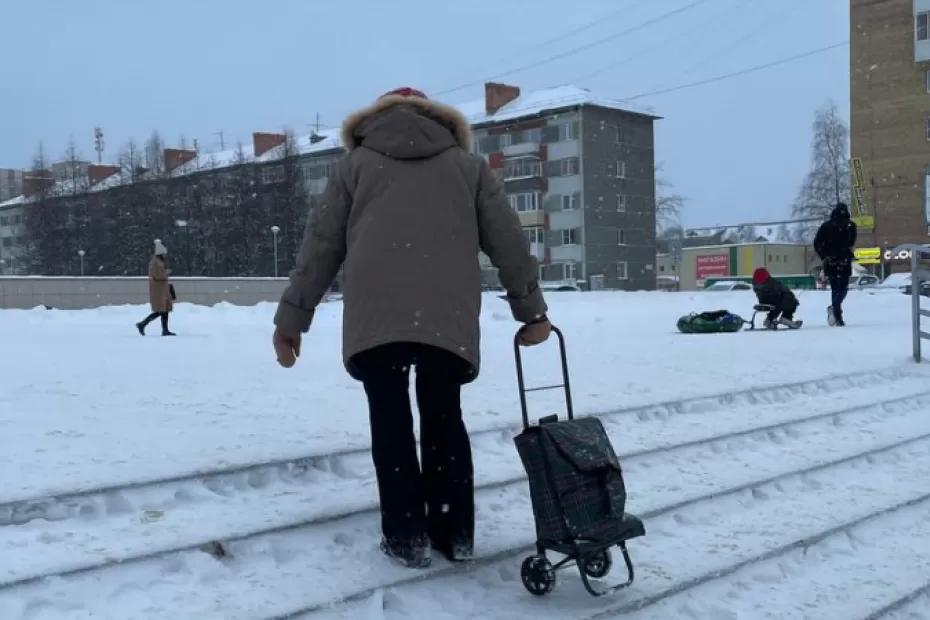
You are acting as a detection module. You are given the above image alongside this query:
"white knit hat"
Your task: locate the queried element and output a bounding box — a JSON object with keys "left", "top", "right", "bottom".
{"left": 153, "top": 239, "right": 168, "bottom": 256}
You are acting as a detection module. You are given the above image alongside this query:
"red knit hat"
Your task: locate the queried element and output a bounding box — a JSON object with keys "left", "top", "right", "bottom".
{"left": 380, "top": 87, "right": 428, "bottom": 100}
{"left": 752, "top": 268, "right": 771, "bottom": 285}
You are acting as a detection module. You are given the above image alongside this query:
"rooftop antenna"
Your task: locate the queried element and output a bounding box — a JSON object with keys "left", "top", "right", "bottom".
{"left": 214, "top": 131, "right": 225, "bottom": 150}
{"left": 93, "top": 127, "right": 104, "bottom": 163}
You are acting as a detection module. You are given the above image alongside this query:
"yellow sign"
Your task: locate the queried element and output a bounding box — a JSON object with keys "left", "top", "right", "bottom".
{"left": 854, "top": 247, "right": 881, "bottom": 260}
{"left": 851, "top": 158, "right": 869, "bottom": 218}
{"left": 856, "top": 259, "right": 881, "bottom": 265}
{"left": 852, "top": 215, "right": 874, "bottom": 230}
{"left": 852, "top": 158, "right": 865, "bottom": 188}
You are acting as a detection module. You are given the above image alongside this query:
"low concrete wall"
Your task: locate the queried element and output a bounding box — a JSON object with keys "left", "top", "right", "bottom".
{"left": 0, "top": 277, "right": 289, "bottom": 310}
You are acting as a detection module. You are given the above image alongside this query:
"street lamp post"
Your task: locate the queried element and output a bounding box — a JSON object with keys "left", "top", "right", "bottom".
{"left": 270, "top": 225, "right": 281, "bottom": 278}
{"left": 78, "top": 250, "right": 85, "bottom": 276}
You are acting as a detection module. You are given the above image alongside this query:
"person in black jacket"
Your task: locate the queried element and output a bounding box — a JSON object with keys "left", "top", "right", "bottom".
{"left": 752, "top": 268, "right": 802, "bottom": 329}
{"left": 813, "top": 203, "right": 858, "bottom": 326}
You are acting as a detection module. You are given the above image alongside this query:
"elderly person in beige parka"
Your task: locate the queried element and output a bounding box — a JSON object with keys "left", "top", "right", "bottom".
{"left": 273, "top": 87, "right": 550, "bottom": 568}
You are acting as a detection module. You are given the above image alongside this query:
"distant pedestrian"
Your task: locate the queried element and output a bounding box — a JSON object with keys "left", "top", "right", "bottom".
{"left": 752, "top": 268, "right": 802, "bottom": 329}
{"left": 814, "top": 203, "right": 858, "bottom": 326}
{"left": 272, "top": 87, "right": 550, "bottom": 569}
{"left": 136, "top": 239, "right": 176, "bottom": 336}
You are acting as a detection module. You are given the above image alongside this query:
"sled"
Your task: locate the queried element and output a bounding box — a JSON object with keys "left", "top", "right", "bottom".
{"left": 513, "top": 326, "right": 645, "bottom": 597}
{"left": 747, "top": 304, "right": 803, "bottom": 330}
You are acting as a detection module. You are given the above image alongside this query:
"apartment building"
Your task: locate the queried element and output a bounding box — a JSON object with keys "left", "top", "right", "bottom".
{"left": 0, "top": 168, "right": 23, "bottom": 203}
{"left": 2, "top": 82, "right": 659, "bottom": 284}
{"left": 851, "top": 0, "right": 930, "bottom": 258}
{"left": 467, "top": 83, "right": 659, "bottom": 290}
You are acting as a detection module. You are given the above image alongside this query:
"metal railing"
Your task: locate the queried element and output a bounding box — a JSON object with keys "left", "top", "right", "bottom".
{"left": 893, "top": 244, "right": 930, "bottom": 362}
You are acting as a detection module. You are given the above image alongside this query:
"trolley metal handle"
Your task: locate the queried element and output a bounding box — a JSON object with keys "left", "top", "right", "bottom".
{"left": 514, "top": 324, "right": 574, "bottom": 430}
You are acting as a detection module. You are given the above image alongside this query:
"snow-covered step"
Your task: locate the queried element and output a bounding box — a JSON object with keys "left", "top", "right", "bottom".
{"left": 311, "top": 438, "right": 930, "bottom": 620}
{"left": 3, "top": 365, "right": 920, "bottom": 511}
{"left": 3, "top": 402, "right": 930, "bottom": 619}
{"left": 3, "top": 383, "right": 929, "bottom": 587}
{"left": 615, "top": 500, "right": 930, "bottom": 620}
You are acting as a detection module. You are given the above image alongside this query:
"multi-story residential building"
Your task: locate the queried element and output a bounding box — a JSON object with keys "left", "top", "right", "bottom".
{"left": 851, "top": 0, "right": 930, "bottom": 262}
{"left": 0, "top": 168, "right": 23, "bottom": 203}
{"left": 0, "top": 198, "right": 25, "bottom": 274}
{"left": 466, "top": 83, "right": 658, "bottom": 290}
{"left": 1, "top": 82, "right": 659, "bottom": 285}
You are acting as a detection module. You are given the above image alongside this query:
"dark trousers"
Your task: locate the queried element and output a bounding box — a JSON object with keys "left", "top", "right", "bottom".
{"left": 829, "top": 272, "right": 850, "bottom": 318}
{"left": 140, "top": 312, "right": 169, "bottom": 332}
{"left": 765, "top": 298, "right": 798, "bottom": 323}
{"left": 350, "top": 343, "right": 476, "bottom": 546}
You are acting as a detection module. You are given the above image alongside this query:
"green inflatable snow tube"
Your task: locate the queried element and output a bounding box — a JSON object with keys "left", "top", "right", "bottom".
{"left": 677, "top": 310, "right": 745, "bottom": 334}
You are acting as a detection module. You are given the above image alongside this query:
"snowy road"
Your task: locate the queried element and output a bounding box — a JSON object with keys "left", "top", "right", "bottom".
{"left": 3, "top": 290, "right": 930, "bottom": 618}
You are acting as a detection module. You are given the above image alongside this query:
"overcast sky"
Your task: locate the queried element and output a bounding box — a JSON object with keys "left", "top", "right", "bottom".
{"left": 0, "top": 0, "right": 848, "bottom": 227}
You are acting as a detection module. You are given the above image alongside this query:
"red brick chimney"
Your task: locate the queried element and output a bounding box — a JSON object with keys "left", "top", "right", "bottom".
{"left": 87, "top": 164, "right": 121, "bottom": 186}
{"left": 22, "top": 171, "right": 55, "bottom": 196}
{"left": 485, "top": 82, "right": 521, "bottom": 116}
{"left": 164, "top": 148, "right": 197, "bottom": 173}
{"left": 253, "top": 132, "right": 287, "bottom": 157}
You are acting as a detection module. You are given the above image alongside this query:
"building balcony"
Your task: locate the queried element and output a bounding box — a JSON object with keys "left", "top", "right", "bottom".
{"left": 550, "top": 244, "right": 584, "bottom": 263}
{"left": 529, "top": 242, "right": 545, "bottom": 261}
{"left": 502, "top": 142, "right": 541, "bottom": 158}
{"left": 518, "top": 211, "right": 546, "bottom": 227}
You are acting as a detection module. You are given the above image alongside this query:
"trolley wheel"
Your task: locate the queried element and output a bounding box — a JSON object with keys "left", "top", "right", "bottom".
{"left": 521, "top": 555, "right": 557, "bottom": 596}
{"left": 581, "top": 549, "right": 613, "bottom": 579}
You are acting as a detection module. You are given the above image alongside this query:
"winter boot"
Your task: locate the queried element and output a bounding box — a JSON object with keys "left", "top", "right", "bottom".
{"left": 162, "top": 330, "right": 177, "bottom": 337}
{"left": 136, "top": 322, "right": 146, "bottom": 336}
{"left": 827, "top": 305, "right": 838, "bottom": 327}
{"left": 380, "top": 535, "right": 431, "bottom": 569}
{"left": 777, "top": 317, "right": 803, "bottom": 329}
{"left": 431, "top": 534, "right": 474, "bottom": 563}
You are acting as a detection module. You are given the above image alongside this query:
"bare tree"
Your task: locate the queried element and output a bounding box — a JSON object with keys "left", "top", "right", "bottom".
{"left": 655, "top": 163, "right": 685, "bottom": 234}
{"left": 144, "top": 130, "right": 165, "bottom": 177}
{"left": 792, "top": 101, "right": 851, "bottom": 239}
{"left": 118, "top": 139, "right": 141, "bottom": 183}
{"left": 61, "top": 136, "right": 85, "bottom": 195}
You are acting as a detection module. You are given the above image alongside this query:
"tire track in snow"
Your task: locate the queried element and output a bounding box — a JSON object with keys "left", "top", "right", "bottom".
{"left": 3, "top": 388, "right": 929, "bottom": 591}
{"left": 862, "top": 583, "right": 930, "bottom": 620}
{"left": 1, "top": 365, "right": 915, "bottom": 518}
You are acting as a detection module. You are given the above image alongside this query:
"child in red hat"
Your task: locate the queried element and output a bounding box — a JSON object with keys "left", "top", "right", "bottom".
{"left": 752, "top": 268, "right": 802, "bottom": 329}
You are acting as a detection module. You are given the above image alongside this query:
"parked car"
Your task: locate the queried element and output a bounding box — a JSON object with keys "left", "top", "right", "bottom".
{"left": 903, "top": 281, "right": 930, "bottom": 297}
{"left": 542, "top": 284, "right": 581, "bottom": 292}
{"left": 704, "top": 281, "right": 753, "bottom": 292}
{"left": 847, "top": 274, "right": 880, "bottom": 289}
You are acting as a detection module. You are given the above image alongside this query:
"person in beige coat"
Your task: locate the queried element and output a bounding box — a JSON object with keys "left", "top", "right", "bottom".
{"left": 273, "top": 87, "right": 551, "bottom": 569}
{"left": 136, "top": 239, "right": 176, "bottom": 336}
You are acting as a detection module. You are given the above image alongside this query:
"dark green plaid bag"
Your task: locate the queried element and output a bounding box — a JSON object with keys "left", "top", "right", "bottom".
{"left": 515, "top": 417, "right": 628, "bottom": 544}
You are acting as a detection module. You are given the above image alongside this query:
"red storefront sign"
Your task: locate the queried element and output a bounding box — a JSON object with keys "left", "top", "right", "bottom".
{"left": 696, "top": 254, "right": 730, "bottom": 281}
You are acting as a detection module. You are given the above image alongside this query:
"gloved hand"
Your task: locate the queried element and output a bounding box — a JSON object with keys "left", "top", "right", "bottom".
{"left": 273, "top": 326, "right": 302, "bottom": 368}
{"left": 519, "top": 318, "right": 552, "bottom": 346}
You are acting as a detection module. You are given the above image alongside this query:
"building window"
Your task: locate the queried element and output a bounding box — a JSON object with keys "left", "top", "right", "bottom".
{"left": 1, "top": 237, "right": 12, "bottom": 248}
{"left": 926, "top": 70, "right": 930, "bottom": 93}
{"left": 611, "top": 160, "right": 626, "bottom": 178}
{"left": 524, "top": 226, "right": 544, "bottom": 244}
{"left": 477, "top": 135, "right": 500, "bottom": 154}
{"left": 562, "top": 228, "right": 580, "bottom": 245}
{"left": 617, "top": 261, "right": 628, "bottom": 280}
{"left": 918, "top": 11, "right": 930, "bottom": 41}
{"left": 0, "top": 216, "right": 7, "bottom": 227}
{"left": 561, "top": 193, "right": 580, "bottom": 210}
{"left": 617, "top": 229, "right": 626, "bottom": 245}
{"left": 547, "top": 157, "right": 580, "bottom": 177}
{"left": 509, "top": 192, "right": 541, "bottom": 212}
{"left": 616, "top": 126, "right": 624, "bottom": 144}
{"left": 617, "top": 194, "right": 627, "bottom": 212}
{"left": 659, "top": 265, "right": 665, "bottom": 272}
{"left": 926, "top": 118, "right": 930, "bottom": 141}
{"left": 301, "top": 161, "right": 332, "bottom": 180}
{"left": 504, "top": 157, "right": 542, "bottom": 180}
{"left": 261, "top": 165, "right": 286, "bottom": 184}
{"left": 543, "top": 121, "right": 579, "bottom": 143}
{"left": 564, "top": 262, "right": 578, "bottom": 281}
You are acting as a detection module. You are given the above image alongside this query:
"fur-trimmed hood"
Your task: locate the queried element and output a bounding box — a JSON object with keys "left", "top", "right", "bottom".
{"left": 340, "top": 95, "right": 472, "bottom": 158}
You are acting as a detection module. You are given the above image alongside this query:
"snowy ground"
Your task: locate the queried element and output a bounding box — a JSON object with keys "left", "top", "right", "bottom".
{"left": 2, "top": 289, "right": 929, "bottom": 619}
